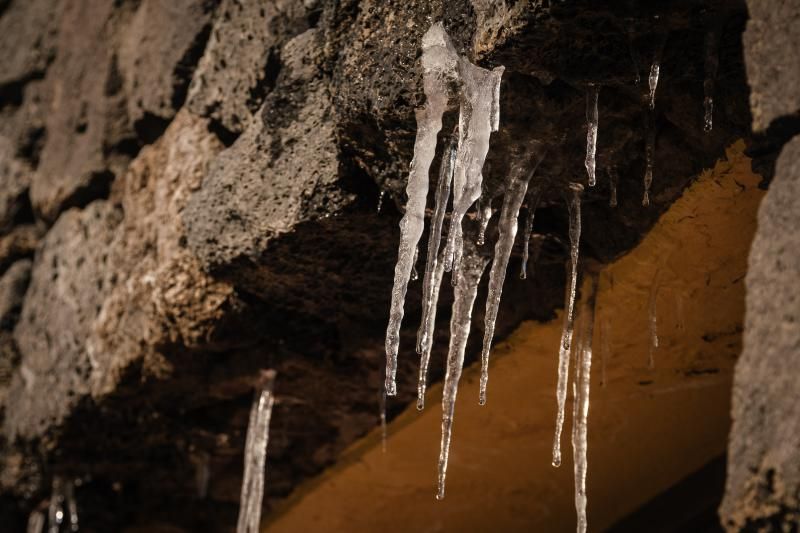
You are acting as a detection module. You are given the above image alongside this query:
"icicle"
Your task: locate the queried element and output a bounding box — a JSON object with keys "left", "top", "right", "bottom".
{"left": 411, "top": 247, "right": 419, "bottom": 281}
{"left": 377, "top": 189, "right": 386, "bottom": 213}
{"left": 647, "top": 62, "right": 659, "bottom": 110}
{"left": 48, "top": 477, "right": 65, "bottom": 533}
{"left": 647, "top": 268, "right": 662, "bottom": 369}
{"left": 384, "top": 24, "right": 459, "bottom": 396}
{"left": 442, "top": 58, "right": 504, "bottom": 280}
{"left": 520, "top": 186, "right": 543, "bottom": 280}
{"left": 476, "top": 199, "right": 493, "bottom": 246}
{"left": 571, "top": 271, "right": 598, "bottom": 533}
{"left": 479, "top": 144, "right": 545, "bottom": 405}
{"left": 642, "top": 107, "right": 656, "bottom": 206}
{"left": 607, "top": 165, "right": 619, "bottom": 208}
{"left": 703, "top": 25, "right": 721, "bottom": 133}
{"left": 416, "top": 138, "right": 457, "bottom": 409}
{"left": 552, "top": 183, "right": 583, "bottom": 468}
{"left": 647, "top": 29, "right": 667, "bottom": 111}
{"left": 65, "top": 481, "right": 78, "bottom": 532}
{"left": 27, "top": 510, "right": 45, "bottom": 533}
{"left": 437, "top": 245, "right": 489, "bottom": 500}
{"left": 584, "top": 85, "right": 599, "bottom": 187}
{"left": 194, "top": 453, "right": 210, "bottom": 499}
{"left": 236, "top": 371, "right": 277, "bottom": 533}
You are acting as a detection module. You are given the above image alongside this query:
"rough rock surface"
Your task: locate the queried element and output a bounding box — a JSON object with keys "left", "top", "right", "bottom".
{"left": 720, "top": 135, "right": 800, "bottom": 530}
{"left": 742, "top": 0, "right": 800, "bottom": 132}
{"left": 0, "top": 0, "right": 794, "bottom": 530}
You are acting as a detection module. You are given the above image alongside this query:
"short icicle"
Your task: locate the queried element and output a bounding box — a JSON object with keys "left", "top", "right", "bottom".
{"left": 647, "top": 29, "right": 667, "bottom": 111}
{"left": 520, "top": 187, "right": 544, "bottom": 280}
{"left": 236, "top": 370, "right": 277, "bottom": 533}
{"left": 703, "top": 24, "right": 721, "bottom": 133}
{"left": 476, "top": 199, "right": 493, "bottom": 246}
{"left": 384, "top": 23, "right": 458, "bottom": 396}
{"left": 65, "top": 480, "right": 78, "bottom": 532}
{"left": 571, "top": 271, "right": 598, "bottom": 533}
{"left": 48, "top": 477, "right": 65, "bottom": 533}
{"left": 479, "top": 143, "right": 546, "bottom": 405}
{"left": 552, "top": 183, "right": 584, "bottom": 468}
{"left": 584, "top": 85, "right": 599, "bottom": 186}
{"left": 437, "top": 244, "right": 489, "bottom": 500}
{"left": 442, "top": 58, "right": 504, "bottom": 280}
{"left": 416, "top": 137, "right": 457, "bottom": 410}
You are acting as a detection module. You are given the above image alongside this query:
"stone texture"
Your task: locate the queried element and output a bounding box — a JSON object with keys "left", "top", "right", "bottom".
{"left": 0, "top": 138, "right": 32, "bottom": 234}
{"left": 118, "top": 0, "right": 218, "bottom": 133}
{"left": 743, "top": 0, "right": 800, "bottom": 131}
{"left": 0, "top": 0, "right": 60, "bottom": 88}
{"left": 0, "top": 260, "right": 31, "bottom": 330}
{"left": 186, "top": 0, "right": 310, "bottom": 134}
{"left": 29, "top": 0, "right": 137, "bottom": 221}
{"left": 721, "top": 135, "right": 800, "bottom": 530}
{"left": 0, "top": 225, "right": 41, "bottom": 273}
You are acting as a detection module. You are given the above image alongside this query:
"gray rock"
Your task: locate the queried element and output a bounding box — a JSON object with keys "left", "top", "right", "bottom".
{"left": 721, "top": 135, "right": 800, "bottom": 530}
{"left": 186, "top": 0, "right": 309, "bottom": 134}
{"left": 744, "top": 0, "right": 800, "bottom": 131}
{"left": 0, "top": 259, "right": 31, "bottom": 330}
{"left": 0, "top": 0, "right": 60, "bottom": 87}
{"left": 185, "top": 28, "right": 346, "bottom": 271}
{"left": 5, "top": 202, "right": 121, "bottom": 440}
{"left": 0, "top": 138, "right": 32, "bottom": 234}
{"left": 30, "top": 1, "right": 136, "bottom": 221}
{"left": 118, "top": 0, "right": 217, "bottom": 130}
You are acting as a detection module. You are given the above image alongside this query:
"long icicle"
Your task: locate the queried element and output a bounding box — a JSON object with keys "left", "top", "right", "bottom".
{"left": 48, "top": 477, "right": 64, "bottom": 533}
{"left": 437, "top": 244, "right": 489, "bottom": 500}
{"left": 442, "top": 59, "right": 504, "bottom": 283}
{"left": 384, "top": 23, "right": 458, "bottom": 396}
{"left": 479, "top": 144, "right": 546, "bottom": 405}
{"left": 584, "top": 85, "right": 599, "bottom": 186}
{"left": 416, "top": 137, "right": 457, "bottom": 410}
{"left": 476, "top": 199, "right": 493, "bottom": 246}
{"left": 27, "top": 511, "right": 45, "bottom": 533}
{"left": 552, "top": 183, "right": 584, "bottom": 468}
{"left": 572, "top": 271, "right": 598, "bottom": 533}
{"left": 236, "top": 370, "right": 277, "bottom": 533}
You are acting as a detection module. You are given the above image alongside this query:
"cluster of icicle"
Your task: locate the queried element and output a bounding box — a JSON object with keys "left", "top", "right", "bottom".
{"left": 26, "top": 477, "right": 79, "bottom": 533}
{"left": 236, "top": 370, "right": 277, "bottom": 533}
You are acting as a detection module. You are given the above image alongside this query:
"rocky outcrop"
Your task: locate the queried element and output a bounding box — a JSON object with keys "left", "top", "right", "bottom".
{"left": 0, "top": 0, "right": 795, "bottom": 530}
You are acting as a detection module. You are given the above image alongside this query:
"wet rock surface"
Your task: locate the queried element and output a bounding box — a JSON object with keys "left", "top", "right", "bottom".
{"left": 0, "top": 0, "right": 794, "bottom": 531}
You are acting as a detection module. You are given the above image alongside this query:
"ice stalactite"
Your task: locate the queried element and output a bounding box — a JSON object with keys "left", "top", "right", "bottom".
{"left": 703, "top": 25, "right": 721, "bottom": 133}
{"left": 384, "top": 23, "right": 459, "bottom": 396}
{"left": 437, "top": 245, "right": 489, "bottom": 500}
{"left": 552, "top": 183, "right": 583, "bottom": 468}
{"left": 642, "top": 107, "right": 656, "bottom": 206}
{"left": 377, "top": 189, "right": 386, "bottom": 214}
{"left": 236, "top": 371, "right": 277, "bottom": 533}
{"left": 442, "top": 58, "right": 504, "bottom": 281}
{"left": 27, "top": 511, "right": 45, "bottom": 533}
{"left": 194, "top": 452, "right": 211, "bottom": 499}
{"left": 584, "top": 85, "right": 599, "bottom": 187}
{"left": 571, "top": 271, "right": 598, "bottom": 533}
{"left": 607, "top": 165, "right": 619, "bottom": 208}
{"left": 647, "top": 268, "right": 662, "bottom": 369}
{"left": 479, "top": 143, "right": 545, "bottom": 405}
{"left": 48, "top": 477, "right": 65, "bottom": 533}
{"left": 553, "top": 183, "right": 583, "bottom": 467}
{"left": 411, "top": 247, "right": 420, "bottom": 281}
{"left": 476, "top": 199, "right": 493, "bottom": 246}
{"left": 520, "top": 187, "right": 543, "bottom": 280}
{"left": 65, "top": 481, "right": 78, "bottom": 532}
{"left": 416, "top": 137, "right": 457, "bottom": 410}
{"left": 647, "top": 30, "right": 667, "bottom": 111}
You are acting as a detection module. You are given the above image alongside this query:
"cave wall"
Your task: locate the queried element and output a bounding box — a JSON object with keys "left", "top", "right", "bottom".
{"left": 0, "top": 0, "right": 796, "bottom": 531}
{"left": 720, "top": 0, "right": 800, "bottom": 529}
